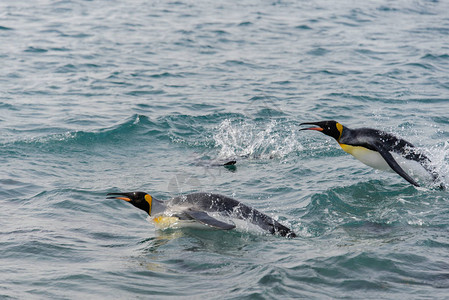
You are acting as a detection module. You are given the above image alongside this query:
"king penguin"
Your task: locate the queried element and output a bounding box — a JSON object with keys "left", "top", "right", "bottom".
{"left": 107, "top": 191, "right": 296, "bottom": 238}
{"left": 300, "top": 120, "right": 440, "bottom": 187}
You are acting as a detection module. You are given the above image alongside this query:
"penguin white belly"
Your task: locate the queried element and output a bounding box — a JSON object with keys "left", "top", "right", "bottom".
{"left": 339, "top": 144, "right": 392, "bottom": 171}
{"left": 151, "top": 215, "right": 213, "bottom": 230}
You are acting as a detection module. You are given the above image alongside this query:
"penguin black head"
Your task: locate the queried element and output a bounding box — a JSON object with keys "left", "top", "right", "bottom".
{"left": 107, "top": 191, "right": 153, "bottom": 215}
{"left": 300, "top": 120, "right": 343, "bottom": 141}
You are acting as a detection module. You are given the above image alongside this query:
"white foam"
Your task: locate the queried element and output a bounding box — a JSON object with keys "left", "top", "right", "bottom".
{"left": 147, "top": 211, "right": 275, "bottom": 236}
{"left": 213, "top": 119, "right": 303, "bottom": 161}
{"left": 426, "top": 141, "right": 449, "bottom": 186}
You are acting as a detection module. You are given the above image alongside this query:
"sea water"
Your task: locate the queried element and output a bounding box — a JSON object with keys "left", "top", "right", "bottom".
{"left": 1, "top": 0, "right": 449, "bottom": 298}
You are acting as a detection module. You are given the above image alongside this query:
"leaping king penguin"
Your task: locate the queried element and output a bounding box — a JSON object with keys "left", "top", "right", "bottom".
{"left": 300, "top": 120, "right": 440, "bottom": 187}
{"left": 107, "top": 191, "right": 296, "bottom": 238}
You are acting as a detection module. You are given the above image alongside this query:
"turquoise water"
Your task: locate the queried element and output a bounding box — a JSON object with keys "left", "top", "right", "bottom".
{"left": 1, "top": 0, "right": 449, "bottom": 298}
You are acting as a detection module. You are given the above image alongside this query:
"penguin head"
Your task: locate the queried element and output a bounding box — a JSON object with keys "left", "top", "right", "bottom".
{"left": 107, "top": 191, "right": 153, "bottom": 215}
{"left": 300, "top": 120, "right": 343, "bottom": 141}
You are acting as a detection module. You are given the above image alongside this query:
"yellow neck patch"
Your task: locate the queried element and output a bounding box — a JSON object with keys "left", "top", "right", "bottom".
{"left": 144, "top": 194, "right": 153, "bottom": 215}
{"left": 152, "top": 216, "right": 179, "bottom": 228}
{"left": 336, "top": 122, "right": 343, "bottom": 140}
{"left": 339, "top": 143, "right": 363, "bottom": 155}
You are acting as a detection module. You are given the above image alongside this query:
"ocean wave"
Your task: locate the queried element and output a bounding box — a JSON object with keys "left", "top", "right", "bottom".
{"left": 0, "top": 115, "right": 167, "bottom": 151}
{"left": 299, "top": 179, "right": 446, "bottom": 237}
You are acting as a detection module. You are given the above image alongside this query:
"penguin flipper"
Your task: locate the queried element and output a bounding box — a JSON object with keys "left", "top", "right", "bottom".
{"left": 185, "top": 210, "right": 236, "bottom": 230}
{"left": 373, "top": 143, "right": 420, "bottom": 187}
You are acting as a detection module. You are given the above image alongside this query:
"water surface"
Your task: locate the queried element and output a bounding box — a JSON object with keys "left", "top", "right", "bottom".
{"left": 1, "top": 0, "right": 449, "bottom": 298}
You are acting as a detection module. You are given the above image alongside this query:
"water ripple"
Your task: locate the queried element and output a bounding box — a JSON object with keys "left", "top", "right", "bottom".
{"left": 1, "top": 0, "right": 449, "bottom": 298}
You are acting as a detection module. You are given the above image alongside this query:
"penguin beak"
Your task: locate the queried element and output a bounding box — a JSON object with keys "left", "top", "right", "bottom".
{"left": 107, "top": 192, "right": 132, "bottom": 202}
{"left": 299, "top": 122, "right": 323, "bottom": 131}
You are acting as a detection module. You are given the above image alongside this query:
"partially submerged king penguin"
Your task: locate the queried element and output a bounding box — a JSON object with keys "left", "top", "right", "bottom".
{"left": 300, "top": 120, "right": 440, "bottom": 187}
{"left": 107, "top": 191, "right": 296, "bottom": 238}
